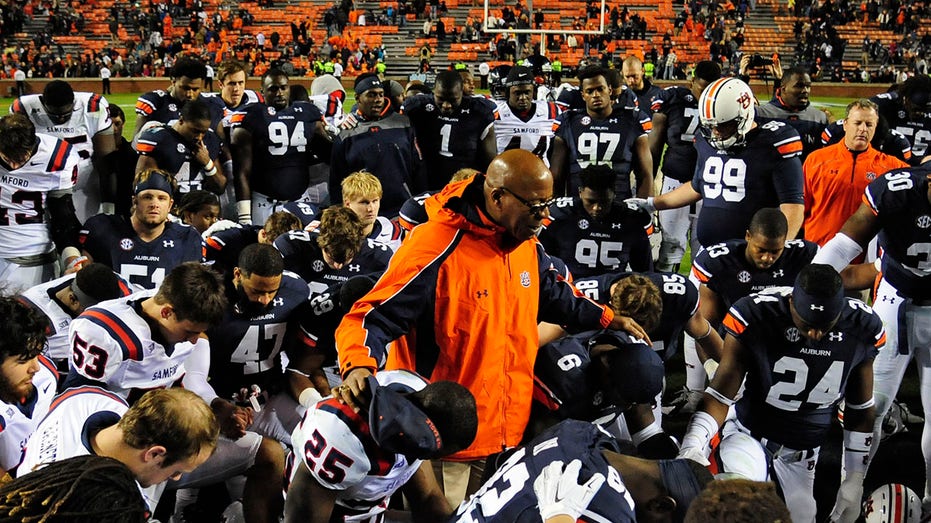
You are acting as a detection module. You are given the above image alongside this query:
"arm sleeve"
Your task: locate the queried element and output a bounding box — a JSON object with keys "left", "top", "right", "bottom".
{"left": 336, "top": 229, "right": 451, "bottom": 377}
{"left": 772, "top": 155, "right": 805, "bottom": 204}
{"left": 181, "top": 338, "right": 219, "bottom": 405}
{"left": 535, "top": 243, "right": 614, "bottom": 331}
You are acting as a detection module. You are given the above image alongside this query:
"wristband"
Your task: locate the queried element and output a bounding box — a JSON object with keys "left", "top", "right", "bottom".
{"left": 694, "top": 322, "right": 714, "bottom": 341}
{"left": 299, "top": 387, "right": 324, "bottom": 408}
{"left": 236, "top": 200, "right": 252, "bottom": 224}
{"left": 681, "top": 410, "right": 719, "bottom": 452}
{"left": 60, "top": 246, "right": 82, "bottom": 270}
{"left": 842, "top": 430, "right": 872, "bottom": 476}
{"left": 204, "top": 160, "right": 218, "bottom": 177}
{"left": 66, "top": 255, "right": 88, "bottom": 272}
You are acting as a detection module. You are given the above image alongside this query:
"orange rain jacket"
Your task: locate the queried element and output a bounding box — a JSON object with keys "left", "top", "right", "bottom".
{"left": 336, "top": 175, "right": 614, "bottom": 460}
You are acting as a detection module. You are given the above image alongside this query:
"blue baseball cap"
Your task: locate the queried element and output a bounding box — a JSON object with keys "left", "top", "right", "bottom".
{"left": 366, "top": 376, "right": 443, "bottom": 459}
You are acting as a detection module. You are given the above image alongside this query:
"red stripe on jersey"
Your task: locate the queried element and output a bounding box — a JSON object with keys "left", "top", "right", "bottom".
{"left": 640, "top": 119, "right": 653, "bottom": 132}
{"left": 547, "top": 101, "right": 558, "bottom": 119}
{"left": 645, "top": 222, "right": 655, "bottom": 235}
{"left": 903, "top": 150, "right": 913, "bottom": 160}
{"left": 875, "top": 331, "right": 887, "bottom": 349}
{"left": 10, "top": 99, "right": 24, "bottom": 114}
{"left": 389, "top": 219, "right": 403, "bottom": 240}
{"left": 37, "top": 354, "right": 59, "bottom": 380}
{"left": 205, "top": 237, "right": 223, "bottom": 251}
{"left": 135, "top": 100, "right": 154, "bottom": 115}
{"left": 88, "top": 94, "right": 101, "bottom": 112}
{"left": 777, "top": 140, "right": 803, "bottom": 156}
{"left": 118, "top": 280, "right": 131, "bottom": 296}
{"left": 820, "top": 129, "right": 831, "bottom": 143}
{"left": 297, "top": 328, "right": 317, "bottom": 348}
{"left": 532, "top": 376, "right": 561, "bottom": 411}
{"left": 48, "top": 140, "right": 72, "bottom": 172}
{"left": 83, "top": 309, "right": 141, "bottom": 361}
{"left": 136, "top": 142, "right": 156, "bottom": 153}
{"left": 229, "top": 113, "right": 245, "bottom": 124}
{"left": 321, "top": 399, "right": 394, "bottom": 475}
{"left": 551, "top": 121, "right": 560, "bottom": 133}
{"left": 722, "top": 312, "right": 746, "bottom": 335}
{"left": 691, "top": 265, "right": 710, "bottom": 283}
{"left": 48, "top": 385, "right": 126, "bottom": 413}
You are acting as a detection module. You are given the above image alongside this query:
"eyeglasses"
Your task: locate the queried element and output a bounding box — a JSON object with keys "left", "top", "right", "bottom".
{"left": 497, "top": 186, "right": 555, "bottom": 216}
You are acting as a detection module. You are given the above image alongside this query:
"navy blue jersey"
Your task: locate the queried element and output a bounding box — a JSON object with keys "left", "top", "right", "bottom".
{"left": 135, "top": 124, "right": 223, "bottom": 195}
{"left": 863, "top": 165, "right": 931, "bottom": 298}
{"left": 204, "top": 224, "right": 261, "bottom": 275}
{"left": 554, "top": 106, "right": 652, "bottom": 198}
{"left": 723, "top": 289, "right": 884, "bottom": 450}
{"left": 872, "top": 92, "right": 931, "bottom": 163}
{"left": 690, "top": 121, "right": 804, "bottom": 246}
{"left": 295, "top": 281, "right": 346, "bottom": 371}
{"left": 630, "top": 82, "right": 663, "bottom": 116}
{"left": 398, "top": 190, "right": 436, "bottom": 232}
{"left": 691, "top": 238, "right": 818, "bottom": 310}
{"left": 134, "top": 91, "right": 225, "bottom": 128}
{"left": 821, "top": 118, "right": 913, "bottom": 164}
{"left": 574, "top": 271, "right": 699, "bottom": 360}
{"left": 273, "top": 230, "right": 392, "bottom": 295}
{"left": 651, "top": 85, "right": 701, "bottom": 182}
{"left": 401, "top": 94, "right": 496, "bottom": 190}
{"left": 206, "top": 271, "right": 310, "bottom": 398}
{"left": 232, "top": 101, "right": 325, "bottom": 200}
{"left": 451, "top": 420, "right": 636, "bottom": 523}
{"left": 538, "top": 197, "right": 652, "bottom": 278}
{"left": 281, "top": 200, "right": 321, "bottom": 230}
{"left": 534, "top": 331, "right": 649, "bottom": 423}
{"left": 79, "top": 215, "right": 205, "bottom": 289}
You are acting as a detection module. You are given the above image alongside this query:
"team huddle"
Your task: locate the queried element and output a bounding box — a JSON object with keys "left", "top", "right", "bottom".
{"left": 0, "top": 53, "right": 929, "bottom": 523}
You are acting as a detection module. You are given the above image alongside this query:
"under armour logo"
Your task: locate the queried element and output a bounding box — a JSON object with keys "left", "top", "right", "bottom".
{"left": 828, "top": 332, "right": 844, "bottom": 341}
{"left": 772, "top": 269, "right": 784, "bottom": 278}
{"left": 476, "top": 289, "right": 488, "bottom": 298}
{"left": 272, "top": 297, "right": 284, "bottom": 307}
{"left": 348, "top": 264, "right": 361, "bottom": 272}
{"left": 880, "top": 295, "right": 896, "bottom": 303}
{"left": 163, "top": 240, "right": 174, "bottom": 248}
{"left": 810, "top": 304, "right": 825, "bottom": 311}
{"left": 612, "top": 223, "right": 624, "bottom": 229}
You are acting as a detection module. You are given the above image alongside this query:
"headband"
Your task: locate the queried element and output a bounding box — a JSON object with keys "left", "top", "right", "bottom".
{"left": 134, "top": 172, "right": 173, "bottom": 195}
{"left": 355, "top": 76, "right": 384, "bottom": 97}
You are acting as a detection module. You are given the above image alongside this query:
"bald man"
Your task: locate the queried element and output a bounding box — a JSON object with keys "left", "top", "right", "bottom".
{"left": 622, "top": 56, "right": 663, "bottom": 115}
{"left": 334, "top": 149, "right": 645, "bottom": 505}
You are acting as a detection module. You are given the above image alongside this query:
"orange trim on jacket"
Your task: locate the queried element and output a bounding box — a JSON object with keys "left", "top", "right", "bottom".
{"left": 335, "top": 175, "right": 613, "bottom": 460}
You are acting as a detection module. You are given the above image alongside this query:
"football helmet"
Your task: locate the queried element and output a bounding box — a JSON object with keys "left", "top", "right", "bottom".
{"left": 697, "top": 77, "right": 756, "bottom": 150}
{"left": 863, "top": 484, "right": 921, "bottom": 523}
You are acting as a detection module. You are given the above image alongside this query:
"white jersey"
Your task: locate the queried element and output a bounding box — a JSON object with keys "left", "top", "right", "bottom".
{"left": 0, "top": 355, "right": 57, "bottom": 472}
{"left": 368, "top": 216, "right": 403, "bottom": 253}
{"left": 493, "top": 100, "right": 560, "bottom": 166}
{"left": 289, "top": 370, "right": 427, "bottom": 519}
{"left": 19, "top": 272, "right": 136, "bottom": 361}
{"left": 67, "top": 289, "right": 198, "bottom": 399}
{"left": 12, "top": 93, "right": 113, "bottom": 222}
{"left": 0, "top": 133, "right": 79, "bottom": 258}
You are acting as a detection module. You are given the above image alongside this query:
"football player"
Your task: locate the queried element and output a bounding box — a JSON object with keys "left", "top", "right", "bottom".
{"left": 402, "top": 70, "right": 497, "bottom": 190}
{"left": 18, "top": 387, "right": 218, "bottom": 511}
{"left": 0, "top": 114, "right": 84, "bottom": 290}
{"left": 755, "top": 66, "right": 829, "bottom": 161}
{"left": 453, "top": 420, "right": 713, "bottom": 522}
{"left": 870, "top": 75, "right": 931, "bottom": 165}
{"left": 18, "top": 262, "right": 131, "bottom": 370}
{"left": 538, "top": 163, "right": 652, "bottom": 278}
{"left": 133, "top": 56, "right": 223, "bottom": 138}
{"left": 815, "top": 159, "right": 931, "bottom": 517}
{"left": 649, "top": 61, "right": 722, "bottom": 272}
{"left": 135, "top": 98, "right": 226, "bottom": 196}
{"left": 621, "top": 56, "right": 663, "bottom": 115}
{"left": 492, "top": 66, "right": 561, "bottom": 165}
{"left": 550, "top": 65, "right": 653, "bottom": 199}
{"left": 286, "top": 370, "right": 478, "bottom": 522}
{"left": 11, "top": 80, "right": 116, "bottom": 221}
{"left": 340, "top": 171, "right": 404, "bottom": 252}
{"left": 671, "top": 208, "right": 817, "bottom": 415}
{"left": 205, "top": 244, "right": 313, "bottom": 445}
{"left": 229, "top": 68, "right": 332, "bottom": 225}
{"left": 678, "top": 265, "right": 883, "bottom": 523}
{"left": 205, "top": 210, "right": 302, "bottom": 276}
{"left": 627, "top": 77, "right": 805, "bottom": 247}
{"left": 274, "top": 206, "right": 392, "bottom": 295}
{"left": 0, "top": 297, "right": 58, "bottom": 476}
{"left": 80, "top": 169, "right": 205, "bottom": 289}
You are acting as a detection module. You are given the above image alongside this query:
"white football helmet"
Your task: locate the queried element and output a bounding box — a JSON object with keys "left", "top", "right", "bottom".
{"left": 864, "top": 484, "right": 921, "bottom": 523}
{"left": 697, "top": 77, "right": 756, "bottom": 150}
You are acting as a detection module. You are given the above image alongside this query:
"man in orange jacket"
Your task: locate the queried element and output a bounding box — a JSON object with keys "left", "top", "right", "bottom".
{"left": 803, "top": 99, "right": 908, "bottom": 259}
{"left": 333, "top": 149, "right": 647, "bottom": 506}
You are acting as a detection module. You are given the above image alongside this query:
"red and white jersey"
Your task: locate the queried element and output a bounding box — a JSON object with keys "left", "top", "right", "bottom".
{"left": 369, "top": 216, "right": 403, "bottom": 253}
{"left": 0, "top": 355, "right": 57, "bottom": 472}
{"left": 11, "top": 92, "right": 112, "bottom": 181}
{"left": 288, "top": 370, "right": 427, "bottom": 519}
{"left": 493, "top": 100, "right": 560, "bottom": 165}
{"left": 0, "top": 133, "right": 79, "bottom": 258}
{"left": 18, "top": 385, "right": 128, "bottom": 475}
{"left": 19, "top": 272, "right": 136, "bottom": 361}
{"left": 309, "top": 91, "right": 346, "bottom": 128}
{"left": 67, "top": 289, "right": 198, "bottom": 399}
